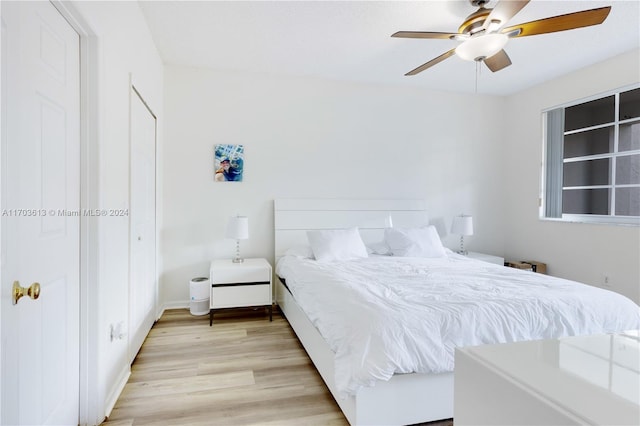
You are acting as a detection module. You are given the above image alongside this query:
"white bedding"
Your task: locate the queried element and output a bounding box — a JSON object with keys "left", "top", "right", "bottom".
{"left": 276, "top": 252, "right": 640, "bottom": 398}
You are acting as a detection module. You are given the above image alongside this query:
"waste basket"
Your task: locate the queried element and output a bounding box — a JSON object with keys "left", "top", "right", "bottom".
{"left": 189, "top": 277, "right": 210, "bottom": 316}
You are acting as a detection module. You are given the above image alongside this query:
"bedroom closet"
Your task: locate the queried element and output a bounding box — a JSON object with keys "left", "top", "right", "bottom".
{"left": 128, "top": 85, "right": 158, "bottom": 362}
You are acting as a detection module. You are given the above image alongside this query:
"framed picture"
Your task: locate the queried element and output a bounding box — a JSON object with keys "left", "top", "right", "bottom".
{"left": 214, "top": 144, "right": 244, "bottom": 182}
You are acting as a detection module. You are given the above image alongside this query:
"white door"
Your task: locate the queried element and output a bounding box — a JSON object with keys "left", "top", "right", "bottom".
{"left": 0, "top": 1, "right": 80, "bottom": 425}
{"left": 128, "top": 87, "right": 156, "bottom": 362}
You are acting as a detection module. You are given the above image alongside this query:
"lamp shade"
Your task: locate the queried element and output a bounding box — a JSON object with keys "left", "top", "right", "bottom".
{"left": 451, "top": 215, "right": 473, "bottom": 236}
{"left": 226, "top": 216, "right": 249, "bottom": 240}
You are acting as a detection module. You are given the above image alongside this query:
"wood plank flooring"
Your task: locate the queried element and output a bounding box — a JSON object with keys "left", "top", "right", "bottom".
{"left": 102, "top": 308, "right": 454, "bottom": 426}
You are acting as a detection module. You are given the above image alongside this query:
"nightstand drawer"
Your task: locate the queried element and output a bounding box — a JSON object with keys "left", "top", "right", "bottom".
{"left": 211, "top": 264, "right": 270, "bottom": 284}
{"left": 212, "top": 283, "right": 270, "bottom": 309}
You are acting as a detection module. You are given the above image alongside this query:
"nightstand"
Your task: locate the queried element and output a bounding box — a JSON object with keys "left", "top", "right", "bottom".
{"left": 466, "top": 251, "right": 504, "bottom": 266}
{"left": 209, "top": 258, "right": 272, "bottom": 326}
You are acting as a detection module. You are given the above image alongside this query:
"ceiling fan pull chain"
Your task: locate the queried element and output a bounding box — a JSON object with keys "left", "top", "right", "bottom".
{"left": 475, "top": 60, "right": 479, "bottom": 93}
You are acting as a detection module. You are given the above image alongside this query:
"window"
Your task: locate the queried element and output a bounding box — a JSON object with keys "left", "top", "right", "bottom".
{"left": 542, "top": 86, "right": 640, "bottom": 225}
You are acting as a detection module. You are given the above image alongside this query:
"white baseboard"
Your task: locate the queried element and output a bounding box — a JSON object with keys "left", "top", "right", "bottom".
{"left": 104, "top": 367, "right": 130, "bottom": 419}
{"left": 157, "top": 301, "right": 190, "bottom": 320}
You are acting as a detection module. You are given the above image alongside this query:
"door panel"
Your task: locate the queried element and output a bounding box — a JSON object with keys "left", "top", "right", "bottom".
{"left": 129, "top": 87, "right": 157, "bottom": 363}
{"left": 1, "top": 1, "right": 80, "bottom": 424}
{"left": 39, "top": 96, "right": 68, "bottom": 235}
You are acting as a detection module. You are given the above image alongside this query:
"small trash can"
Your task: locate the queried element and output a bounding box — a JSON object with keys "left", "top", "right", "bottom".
{"left": 189, "top": 277, "right": 210, "bottom": 316}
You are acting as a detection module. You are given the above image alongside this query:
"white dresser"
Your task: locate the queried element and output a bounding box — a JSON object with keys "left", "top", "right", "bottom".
{"left": 455, "top": 331, "right": 640, "bottom": 425}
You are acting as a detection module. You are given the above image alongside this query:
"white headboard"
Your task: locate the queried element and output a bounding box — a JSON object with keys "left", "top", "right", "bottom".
{"left": 274, "top": 199, "right": 429, "bottom": 259}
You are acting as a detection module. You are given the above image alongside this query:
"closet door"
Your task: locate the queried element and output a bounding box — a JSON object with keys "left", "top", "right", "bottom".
{"left": 129, "top": 86, "right": 157, "bottom": 362}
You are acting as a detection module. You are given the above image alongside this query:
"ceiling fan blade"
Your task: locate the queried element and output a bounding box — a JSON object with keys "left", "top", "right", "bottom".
{"left": 405, "top": 49, "right": 456, "bottom": 76}
{"left": 392, "top": 31, "right": 459, "bottom": 40}
{"left": 484, "top": 49, "right": 512, "bottom": 72}
{"left": 501, "top": 6, "right": 611, "bottom": 38}
{"left": 483, "top": 0, "right": 530, "bottom": 31}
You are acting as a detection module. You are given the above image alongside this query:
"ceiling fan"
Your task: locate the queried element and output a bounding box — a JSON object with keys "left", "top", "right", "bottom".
{"left": 392, "top": 0, "right": 611, "bottom": 75}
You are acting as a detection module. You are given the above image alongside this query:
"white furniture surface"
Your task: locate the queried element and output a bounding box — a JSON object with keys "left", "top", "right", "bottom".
{"left": 274, "top": 199, "right": 454, "bottom": 426}
{"left": 209, "top": 258, "right": 272, "bottom": 325}
{"left": 467, "top": 251, "right": 504, "bottom": 265}
{"left": 455, "top": 331, "right": 640, "bottom": 426}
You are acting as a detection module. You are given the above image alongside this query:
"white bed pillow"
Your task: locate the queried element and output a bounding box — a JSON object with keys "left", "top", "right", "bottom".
{"left": 384, "top": 226, "right": 446, "bottom": 258}
{"left": 366, "top": 241, "right": 391, "bottom": 255}
{"left": 284, "top": 245, "right": 315, "bottom": 259}
{"left": 306, "top": 228, "right": 369, "bottom": 262}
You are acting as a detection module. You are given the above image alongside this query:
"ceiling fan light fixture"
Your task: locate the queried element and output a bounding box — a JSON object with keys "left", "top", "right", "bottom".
{"left": 455, "top": 33, "right": 508, "bottom": 61}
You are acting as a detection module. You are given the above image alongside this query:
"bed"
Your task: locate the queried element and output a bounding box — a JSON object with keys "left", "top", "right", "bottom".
{"left": 273, "top": 199, "right": 640, "bottom": 425}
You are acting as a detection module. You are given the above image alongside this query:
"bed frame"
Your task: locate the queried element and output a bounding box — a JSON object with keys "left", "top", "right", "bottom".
{"left": 274, "top": 199, "right": 453, "bottom": 426}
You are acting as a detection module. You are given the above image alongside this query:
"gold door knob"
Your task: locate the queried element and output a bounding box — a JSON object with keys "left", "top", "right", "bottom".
{"left": 12, "top": 281, "right": 41, "bottom": 305}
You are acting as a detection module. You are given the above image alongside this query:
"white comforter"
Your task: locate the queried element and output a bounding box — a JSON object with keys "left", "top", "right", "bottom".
{"left": 276, "top": 253, "right": 640, "bottom": 398}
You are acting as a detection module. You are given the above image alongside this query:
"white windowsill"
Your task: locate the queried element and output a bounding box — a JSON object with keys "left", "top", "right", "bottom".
{"left": 539, "top": 215, "right": 640, "bottom": 227}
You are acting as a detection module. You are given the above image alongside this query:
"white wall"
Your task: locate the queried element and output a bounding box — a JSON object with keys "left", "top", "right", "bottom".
{"left": 503, "top": 49, "right": 640, "bottom": 303}
{"left": 69, "top": 1, "right": 163, "bottom": 422}
{"left": 161, "top": 65, "right": 507, "bottom": 306}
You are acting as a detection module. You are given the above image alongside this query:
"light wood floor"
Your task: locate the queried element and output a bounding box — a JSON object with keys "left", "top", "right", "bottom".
{"left": 102, "top": 308, "right": 454, "bottom": 426}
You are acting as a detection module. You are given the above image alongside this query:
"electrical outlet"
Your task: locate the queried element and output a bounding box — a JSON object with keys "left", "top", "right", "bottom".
{"left": 602, "top": 274, "right": 612, "bottom": 288}
{"left": 109, "top": 322, "right": 127, "bottom": 341}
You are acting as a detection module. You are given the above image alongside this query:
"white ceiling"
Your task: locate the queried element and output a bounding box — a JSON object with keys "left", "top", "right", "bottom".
{"left": 139, "top": 0, "right": 640, "bottom": 96}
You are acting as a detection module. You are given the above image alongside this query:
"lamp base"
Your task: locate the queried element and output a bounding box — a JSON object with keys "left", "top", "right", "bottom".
{"left": 232, "top": 239, "right": 244, "bottom": 263}
{"left": 458, "top": 235, "right": 468, "bottom": 256}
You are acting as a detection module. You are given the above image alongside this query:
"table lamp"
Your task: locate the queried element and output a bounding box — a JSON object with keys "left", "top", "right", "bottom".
{"left": 451, "top": 214, "right": 473, "bottom": 255}
{"left": 226, "top": 215, "right": 249, "bottom": 263}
